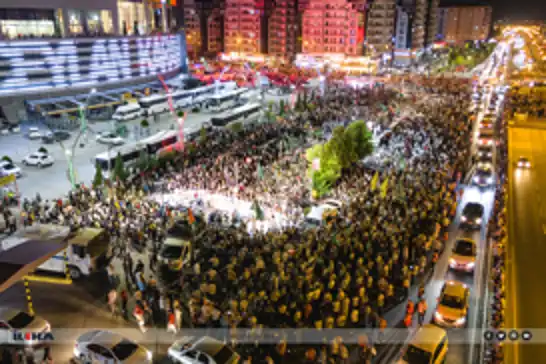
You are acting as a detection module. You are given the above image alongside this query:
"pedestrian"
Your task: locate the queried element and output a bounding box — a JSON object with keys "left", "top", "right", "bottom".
{"left": 417, "top": 298, "right": 427, "bottom": 326}
{"left": 42, "top": 345, "right": 52, "bottom": 364}
{"left": 167, "top": 310, "right": 177, "bottom": 334}
{"left": 120, "top": 289, "right": 129, "bottom": 320}
{"left": 107, "top": 289, "right": 118, "bottom": 315}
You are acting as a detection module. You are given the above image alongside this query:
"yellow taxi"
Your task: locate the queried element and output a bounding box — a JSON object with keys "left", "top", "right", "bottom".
{"left": 449, "top": 238, "right": 477, "bottom": 273}
{"left": 397, "top": 324, "right": 448, "bottom": 364}
{"left": 433, "top": 281, "right": 470, "bottom": 328}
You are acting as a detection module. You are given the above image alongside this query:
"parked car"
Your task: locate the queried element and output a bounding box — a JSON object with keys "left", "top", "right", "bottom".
{"left": 0, "top": 160, "right": 22, "bottom": 177}
{"left": 23, "top": 152, "right": 55, "bottom": 168}
{"left": 0, "top": 309, "right": 50, "bottom": 333}
{"left": 74, "top": 330, "right": 152, "bottom": 363}
{"left": 27, "top": 127, "right": 42, "bottom": 140}
{"left": 168, "top": 336, "right": 240, "bottom": 364}
{"left": 41, "top": 130, "right": 71, "bottom": 144}
{"left": 96, "top": 131, "right": 125, "bottom": 146}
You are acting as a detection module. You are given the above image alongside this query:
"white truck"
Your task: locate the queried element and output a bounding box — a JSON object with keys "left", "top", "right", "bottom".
{"left": 1, "top": 225, "right": 109, "bottom": 280}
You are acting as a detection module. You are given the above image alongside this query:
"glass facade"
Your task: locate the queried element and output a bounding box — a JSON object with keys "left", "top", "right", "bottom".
{"left": 68, "top": 9, "right": 84, "bottom": 34}
{"left": 118, "top": 0, "right": 154, "bottom": 35}
{"left": 0, "top": 8, "right": 56, "bottom": 39}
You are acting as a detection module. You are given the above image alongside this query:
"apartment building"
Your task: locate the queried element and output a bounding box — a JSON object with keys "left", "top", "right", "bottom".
{"left": 268, "top": 0, "right": 298, "bottom": 59}
{"left": 425, "top": 0, "right": 439, "bottom": 45}
{"left": 182, "top": 0, "right": 202, "bottom": 57}
{"left": 439, "top": 5, "right": 492, "bottom": 44}
{"left": 224, "top": 0, "right": 261, "bottom": 54}
{"left": 301, "top": 0, "right": 361, "bottom": 56}
{"left": 365, "top": 0, "right": 396, "bottom": 53}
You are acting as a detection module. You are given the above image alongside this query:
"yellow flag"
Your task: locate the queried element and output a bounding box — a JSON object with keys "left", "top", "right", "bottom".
{"left": 371, "top": 172, "right": 379, "bottom": 192}
{"left": 380, "top": 177, "right": 389, "bottom": 198}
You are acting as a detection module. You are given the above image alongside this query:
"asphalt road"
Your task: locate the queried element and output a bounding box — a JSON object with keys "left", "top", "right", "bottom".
{"left": 506, "top": 125, "right": 546, "bottom": 364}
{"left": 0, "top": 92, "right": 288, "bottom": 201}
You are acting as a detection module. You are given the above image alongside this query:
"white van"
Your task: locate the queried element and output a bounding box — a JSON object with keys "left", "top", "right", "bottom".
{"left": 112, "top": 103, "right": 143, "bottom": 121}
{"left": 1, "top": 225, "right": 109, "bottom": 279}
{"left": 158, "top": 237, "right": 192, "bottom": 271}
{"left": 303, "top": 203, "right": 339, "bottom": 229}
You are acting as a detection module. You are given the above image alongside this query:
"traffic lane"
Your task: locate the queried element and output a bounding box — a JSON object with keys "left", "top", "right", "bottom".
{"left": 508, "top": 127, "right": 546, "bottom": 363}
{"left": 376, "top": 185, "right": 491, "bottom": 363}
{"left": 0, "top": 280, "right": 136, "bottom": 363}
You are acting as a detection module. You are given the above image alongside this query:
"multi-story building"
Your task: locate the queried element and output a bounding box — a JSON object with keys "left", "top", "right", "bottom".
{"left": 224, "top": 0, "right": 261, "bottom": 54}
{"left": 207, "top": 8, "right": 224, "bottom": 55}
{"left": 365, "top": 0, "right": 396, "bottom": 54}
{"left": 182, "top": 0, "right": 202, "bottom": 57}
{"left": 394, "top": 0, "right": 427, "bottom": 51}
{"left": 425, "top": 0, "right": 439, "bottom": 46}
{"left": 268, "top": 0, "right": 298, "bottom": 60}
{"left": 439, "top": 5, "right": 492, "bottom": 44}
{"left": 301, "top": 0, "right": 361, "bottom": 56}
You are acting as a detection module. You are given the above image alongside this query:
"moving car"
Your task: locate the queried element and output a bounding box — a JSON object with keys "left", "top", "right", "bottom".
{"left": 472, "top": 166, "right": 494, "bottom": 188}
{"left": 477, "top": 130, "right": 494, "bottom": 146}
{"left": 96, "top": 132, "right": 125, "bottom": 146}
{"left": 304, "top": 203, "right": 339, "bottom": 229}
{"left": 477, "top": 145, "right": 493, "bottom": 158}
{"left": 0, "top": 309, "right": 50, "bottom": 333}
{"left": 517, "top": 156, "right": 531, "bottom": 168}
{"left": 433, "top": 281, "right": 470, "bottom": 328}
{"left": 0, "top": 160, "right": 22, "bottom": 177}
{"left": 397, "top": 324, "right": 448, "bottom": 364}
{"left": 449, "top": 238, "right": 477, "bottom": 272}
{"left": 23, "top": 152, "right": 55, "bottom": 167}
{"left": 74, "top": 330, "right": 152, "bottom": 363}
{"left": 42, "top": 130, "right": 71, "bottom": 144}
{"left": 480, "top": 117, "right": 493, "bottom": 129}
{"left": 159, "top": 237, "right": 192, "bottom": 271}
{"left": 460, "top": 202, "right": 485, "bottom": 229}
{"left": 168, "top": 336, "right": 240, "bottom": 364}
{"left": 27, "top": 127, "right": 41, "bottom": 140}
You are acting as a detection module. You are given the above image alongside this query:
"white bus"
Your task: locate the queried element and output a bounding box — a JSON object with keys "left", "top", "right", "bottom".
{"left": 207, "top": 88, "right": 248, "bottom": 112}
{"left": 210, "top": 102, "right": 262, "bottom": 126}
{"left": 171, "top": 90, "right": 193, "bottom": 110}
{"left": 139, "top": 94, "right": 170, "bottom": 116}
{"left": 95, "top": 130, "right": 179, "bottom": 173}
{"left": 112, "top": 103, "right": 143, "bottom": 121}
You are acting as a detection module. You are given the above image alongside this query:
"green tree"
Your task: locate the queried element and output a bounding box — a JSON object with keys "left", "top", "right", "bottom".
{"left": 329, "top": 126, "right": 356, "bottom": 169}
{"left": 345, "top": 120, "right": 374, "bottom": 160}
{"left": 141, "top": 119, "right": 149, "bottom": 128}
{"left": 113, "top": 153, "right": 127, "bottom": 181}
{"left": 1, "top": 156, "right": 12, "bottom": 163}
{"left": 92, "top": 162, "right": 104, "bottom": 187}
{"left": 38, "top": 147, "right": 48, "bottom": 154}
{"left": 200, "top": 126, "right": 208, "bottom": 144}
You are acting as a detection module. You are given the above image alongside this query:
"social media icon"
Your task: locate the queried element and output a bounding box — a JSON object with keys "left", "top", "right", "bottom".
{"left": 509, "top": 330, "right": 519, "bottom": 341}
{"left": 522, "top": 331, "right": 532, "bottom": 341}
{"left": 496, "top": 330, "right": 506, "bottom": 341}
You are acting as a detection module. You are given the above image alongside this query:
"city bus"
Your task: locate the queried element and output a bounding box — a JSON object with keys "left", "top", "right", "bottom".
{"left": 207, "top": 88, "right": 248, "bottom": 112}
{"left": 112, "top": 103, "right": 143, "bottom": 121}
{"left": 171, "top": 90, "right": 193, "bottom": 109}
{"left": 94, "top": 130, "right": 178, "bottom": 173}
{"left": 139, "top": 94, "right": 170, "bottom": 116}
{"left": 210, "top": 102, "right": 262, "bottom": 126}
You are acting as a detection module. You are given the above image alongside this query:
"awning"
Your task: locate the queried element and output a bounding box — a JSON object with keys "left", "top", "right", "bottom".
{"left": 0, "top": 240, "right": 67, "bottom": 293}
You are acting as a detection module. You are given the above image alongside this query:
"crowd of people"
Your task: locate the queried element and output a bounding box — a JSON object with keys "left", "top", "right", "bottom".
{"left": 507, "top": 84, "right": 546, "bottom": 118}
{"left": 3, "top": 75, "right": 478, "bottom": 363}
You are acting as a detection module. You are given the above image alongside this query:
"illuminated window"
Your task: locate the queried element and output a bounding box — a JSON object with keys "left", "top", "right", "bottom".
{"left": 68, "top": 9, "right": 83, "bottom": 34}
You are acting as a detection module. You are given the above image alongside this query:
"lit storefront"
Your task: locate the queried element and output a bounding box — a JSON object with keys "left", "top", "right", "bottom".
{"left": 0, "top": 8, "right": 58, "bottom": 38}
{"left": 117, "top": 0, "right": 155, "bottom": 35}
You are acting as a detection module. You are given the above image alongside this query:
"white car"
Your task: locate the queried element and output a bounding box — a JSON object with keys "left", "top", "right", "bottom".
{"left": 27, "top": 127, "right": 41, "bottom": 140}
{"left": 168, "top": 336, "right": 240, "bottom": 364}
{"left": 0, "top": 309, "right": 50, "bottom": 333}
{"left": 96, "top": 132, "right": 125, "bottom": 146}
{"left": 74, "top": 330, "right": 152, "bottom": 363}
{"left": 23, "top": 152, "right": 54, "bottom": 167}
{"left": 0, "top": 160, "right": 22, "bottom": 177}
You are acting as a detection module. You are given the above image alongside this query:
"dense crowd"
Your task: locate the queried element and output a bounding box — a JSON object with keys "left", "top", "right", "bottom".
{"left": 507, "top": 84, "right": 546, "bottom": 118}
{"left": 2, "top": 76, "right": 475, "bottom": 363}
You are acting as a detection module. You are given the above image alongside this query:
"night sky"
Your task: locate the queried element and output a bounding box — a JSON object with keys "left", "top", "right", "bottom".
{"left": 440, "top": 0, "right": 546, "bottom": 22}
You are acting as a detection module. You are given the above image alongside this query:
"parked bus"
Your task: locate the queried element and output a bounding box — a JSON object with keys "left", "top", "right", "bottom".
{"left": 207, "top": 88, "right": 248, "bottom": 112}
{"left": 171, "top": 90, "right": 193, "bottom": 110}
{"left": 112, "top": 103, "right": 143, "bottom": 121}
{"left": 210, "top": 102, "right": 262, "bottom": 126}
{"left": 95, "top": 130, "right": 178, "bottom": 173}
{"left": 139, "top": 94, "right": 170, "bottom": 116}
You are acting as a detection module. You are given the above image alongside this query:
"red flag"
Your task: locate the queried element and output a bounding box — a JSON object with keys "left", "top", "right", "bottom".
{"left": 188, "top": 208, "right": 195, "bottom": 225}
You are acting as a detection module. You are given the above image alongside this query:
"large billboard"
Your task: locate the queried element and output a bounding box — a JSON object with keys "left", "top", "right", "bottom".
{"left": 0, "top": 35, "right": 183, "bottom": 96}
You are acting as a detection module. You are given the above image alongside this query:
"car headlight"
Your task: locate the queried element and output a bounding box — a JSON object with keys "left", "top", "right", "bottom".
{"left": 473, "top": 177, "right": 480, "bottom": 183}
{"left": 475, "top": 218, "right": 482, "bottom": 224}
{"left": 147, "top": 350, "right": 153, "bottom": 361}
{"left": 455, "top": 317, "right": 466, "bottom": 326}
{"left": 487, "top": 177, "right": 493, "bottom": 183}
{"left": 466, "top": 262, "right": 475, "bottom": 268}
{"left": 434, "top": 312, "right": 443, "bottom": 321}
{"left": 488, "top": 140, "right": 493, "bottom": 145}
{"left": 526, "top": 162, "right": 531, "bottom": 167}
{"left": 461, "top": 216, "right": 467, "bottom": 222}
{"left": 73, "top": 345, "right": 81, "bottom": 358}
{"left": 518, "top": 162, "right": 523, "bottom": 166}
{"left": 449, "top": 258, "right": 457, "bottom": 266}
